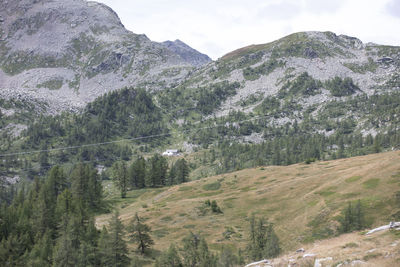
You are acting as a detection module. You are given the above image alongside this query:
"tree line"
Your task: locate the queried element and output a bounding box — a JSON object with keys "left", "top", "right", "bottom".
{"left": 111, "top": 156, "right": 189, "bottom": 197}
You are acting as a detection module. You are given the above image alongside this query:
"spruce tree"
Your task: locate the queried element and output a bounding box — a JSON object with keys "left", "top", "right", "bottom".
{"left": 26, "top": 230, "right": 53, "bottom": 267}
{"left": 264, "top": 223, "right": 281, "bottom": 258}
{"left": 175, "top": 159, "right": 189, "bottom": 184}
{"left": 146, "top": 154, "right": 168, "bottom": 187}
{"left": 155, "top": 244, "right": 182, "bottom": 267}
{"left": 127, "top": 213, "right": 154, "bottom": 254}
{"left": 109, "top": 211, "right": 130, "bottom": 267}
{"left": 128, "top": 157, "right": 146, "bottom": 188}
{"left": 181, "top": 232, "right": 217, "bottom": 267}
{"left": 98, "top": 227, "right": 113, "bottom": 266}
{"left": 246, "top": 216, "right": 280, "bottom": 260}
{"left": 112, "top": 161, "right": 128, "bottom": 198}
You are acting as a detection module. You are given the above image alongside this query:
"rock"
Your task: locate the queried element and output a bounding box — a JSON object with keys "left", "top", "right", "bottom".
{"left": 296, "top": 248, "right": 305, "bottom": 253}
{"left": 314, "top": 257, "right": 333, "bottom": 267}
{"left": 245, "top": 259, "right": 271, "bottom": 267}
{"left": 304, "top": 47, "right": 318, "bottom": 58}
{"left": 163, "top": 39, "right": 211, "bottom": 67}
{"left": 378, "top": 57, "right": 394, "bottom": 64}
{"left": 303, "top": 253, "right": 316, "bottom": 258}
{"left": 366, "top": 222, "right": 400, "bottom": 234}
{"left": 351, "top": 260, "right": 365, "bottom": 266}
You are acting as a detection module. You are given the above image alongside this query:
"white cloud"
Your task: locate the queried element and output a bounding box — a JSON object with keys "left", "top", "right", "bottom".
{"left": 98, "top": 0, "right": 400, "bottom": 59}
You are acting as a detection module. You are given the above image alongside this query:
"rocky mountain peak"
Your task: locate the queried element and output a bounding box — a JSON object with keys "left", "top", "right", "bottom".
{"left": 163, "top": 39, "right": 212, "bottom": 66}
{"left": 0, "top": 0, "right": 211, "bottom": 113}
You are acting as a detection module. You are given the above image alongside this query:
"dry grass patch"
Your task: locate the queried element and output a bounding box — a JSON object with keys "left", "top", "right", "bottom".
{"left": 96, "top": 151, "right": 400, "bottom": 255}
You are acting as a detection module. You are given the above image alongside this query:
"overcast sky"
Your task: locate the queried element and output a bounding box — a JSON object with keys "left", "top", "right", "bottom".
{"left": 97, "top": 0, "right": 400, "bottom": 59}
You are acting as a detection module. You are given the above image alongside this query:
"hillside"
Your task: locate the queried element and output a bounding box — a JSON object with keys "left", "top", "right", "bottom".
{"left": 158, "top": 31, "right": 399, "bottom": 121}
{"left": 0, "top": 0, "right": 210, "bottom": 114}
{"left": 96, "top": 150, "right": 400, "bottom": 265}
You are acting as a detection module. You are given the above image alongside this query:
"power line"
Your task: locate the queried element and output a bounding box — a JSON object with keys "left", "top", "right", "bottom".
{"left": 0, "top": 113, "right": 271, "bottom": 158}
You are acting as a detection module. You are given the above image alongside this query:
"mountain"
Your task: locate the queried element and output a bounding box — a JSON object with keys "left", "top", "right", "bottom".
{"left": 171, "top": 31, "right": 399, "bottom": 118}
{"left": 162, "top": 39, "right": 211, "bottom": 67}
{"left": 0, "top": 0, "right": 210, "bottom": 113}
{"left": 157, "top": 31, "right": 400, "bottom": 143}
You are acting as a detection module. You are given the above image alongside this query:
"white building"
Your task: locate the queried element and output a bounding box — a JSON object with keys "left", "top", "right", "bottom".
{"left": 162, "top": 149, "right": 179, "bottom": 156}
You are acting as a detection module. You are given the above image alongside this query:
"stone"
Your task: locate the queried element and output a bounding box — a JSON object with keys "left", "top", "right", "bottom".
{"left": 351, "top": 260, "right": 365, "bottom": 266}
{"left": 314, "top": 257, "right": 333, "bottom": 267}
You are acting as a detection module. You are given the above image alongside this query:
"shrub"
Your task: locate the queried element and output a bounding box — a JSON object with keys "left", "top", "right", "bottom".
{"left": 203, "top": 181, "right": 221, "bottom": 191}
{"left": 325, "top": 77, "right": 360, "bottom": 97}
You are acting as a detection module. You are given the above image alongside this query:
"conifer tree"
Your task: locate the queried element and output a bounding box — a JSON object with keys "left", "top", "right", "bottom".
{"left": 155, "top": 244, "right": 182, "bottom": 267}
{"left": 246, "top": 216, "right": 280, "bottom": 260}
{"left": 339, "top": 200, "right": 365, "bottom": 233}
{"left": 26, "top": 230, "right": 53, "bottom": 267}
{"left": 112, "top": 161, "right": 128, "bottom": 198}
{"left": 147, "top": 154, "right": 168, "bottom": 187}
{"left": 128, "top": 157, "right": 146, "bottom": 188}
{"left": 98, "top": 227, "right": 113, "bottom": 266}
{"left": 127, "top": 213, "right": 154, "bottom": 254}
{"left": 52, "top": 217, "right": 81, "bottom": 267}
{"left": 175, "top": 158, "right": 189, "bottom": 184}
{"left": 109, "top": 211, "right": 130, "bottom": 267}
{"left": 181, "top": 232, "right": 217, "bottom": 267}
{"left": 264, "top": 223, "right": 281, "bottom": 258}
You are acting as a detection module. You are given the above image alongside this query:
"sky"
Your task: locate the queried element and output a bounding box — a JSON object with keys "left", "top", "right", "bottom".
{"left": 97, "top": 0, "right": 400, "bottom": 60}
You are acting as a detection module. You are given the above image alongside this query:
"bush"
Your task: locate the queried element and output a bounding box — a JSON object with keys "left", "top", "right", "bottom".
{"left": 203, "top": 181, "right": 221, "bottom": 191}
{"left": 325, "top": 77, "right": 359, "bottom": 97}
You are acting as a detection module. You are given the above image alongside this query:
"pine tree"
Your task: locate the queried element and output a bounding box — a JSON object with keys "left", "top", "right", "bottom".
{"left": 340, "top": 200, "right": 365, "bottom": 233}
{"left": 110, "top": 211, "right": 130, "bottom": 266}
{"left": 155, "top": 244, "right": 182, "bottom": 267}
{"left": 26, "top": 230, "right": 53, "bottom": 267}
{"left": 128, "top": 157, "right": 146, "bottom": 188}
{"left": 181, "top": 232, "right": 217, "bottom": 267}
{"left": 264, "top": 223, "right": 281, "bottom": 258}
{"left": 181, "top": 232, "right": 200, "bottom": 267}
{"left": 98, "top": 227, "right": 113, "bottom": 266}
{"left": 112, "top": 161, "right": 128, "bottom": 198}
{"left": 354, "top": 200, "right": 365, "bottom": 231}
{"left": 175, "top": 159, "right": 189, "bottom": 184}
{"left": 86, "top": 166, "right": 103, "bottom": 211}
{"left": 246, "top": 216, "right": 280, "bottom": 260}
{"left": 52, "top": 217, "right": 81, "bottom": 267}
{"left": 127, "top": 213, "right": 154, "bottom": 254}
{"left": 146, "top": 154, "right": 168, "bottom": 187}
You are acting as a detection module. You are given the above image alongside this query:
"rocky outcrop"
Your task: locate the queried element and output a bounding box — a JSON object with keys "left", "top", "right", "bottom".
{"left": 182, "top": 31, "right": 400, "bottom": 120}
{"left": 365, "top": 221, "right": 400, "bottom": 234}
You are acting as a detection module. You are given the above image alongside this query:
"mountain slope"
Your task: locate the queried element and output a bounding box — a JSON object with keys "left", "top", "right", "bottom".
{"left": 155, "top": 31, "right": 400, "bottom": 161}
{"left": 96, "top": 151, "right": 400, "bottom": 258}
{"left": 0, "top": 0, "right": 210, "bottom": 113}
{"left": 163, "top": 39, "right": 211, "bottom": 67}
{"left": 161, "top": 31, "right": 399, "bottom": 119}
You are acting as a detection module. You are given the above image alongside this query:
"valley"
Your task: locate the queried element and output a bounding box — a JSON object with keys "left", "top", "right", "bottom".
{"left": 0, "top": 0, "right": 399, "bottom": 266}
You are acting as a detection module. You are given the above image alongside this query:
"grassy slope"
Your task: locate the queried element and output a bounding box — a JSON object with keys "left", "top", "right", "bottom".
{"left": 96, "top": 151, "right": 400, "bottom": 258}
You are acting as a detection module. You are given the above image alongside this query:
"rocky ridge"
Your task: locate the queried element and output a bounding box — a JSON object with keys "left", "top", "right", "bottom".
{"left": 163, "top": 39, "right": 211, "bottom": 67}
{"left": 183, "top": 31, "right": 400, "bottom": 118}
{"left": 0, "top": 0, "right": 211, "bottom": 114}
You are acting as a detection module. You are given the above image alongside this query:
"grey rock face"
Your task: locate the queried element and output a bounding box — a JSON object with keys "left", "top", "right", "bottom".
{"left": 163, "top": 39, "right": 212, "bottom": 66}
{"left": 0, "top": 0, "right": 210, "bottom": 114}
